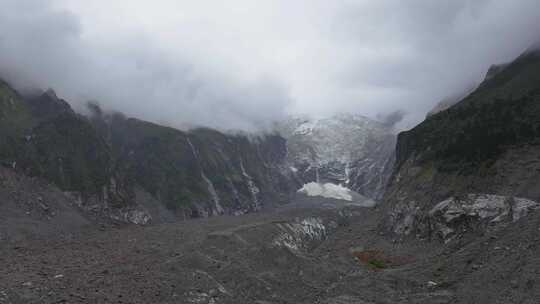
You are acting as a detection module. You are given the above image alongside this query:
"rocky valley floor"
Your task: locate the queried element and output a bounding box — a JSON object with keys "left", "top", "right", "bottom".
{"left": 2, "top": 195, "right": 540, "bottom": 304}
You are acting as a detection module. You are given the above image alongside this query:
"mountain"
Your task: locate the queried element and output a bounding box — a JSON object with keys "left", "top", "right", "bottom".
{"left": 383, "top": 47, "right": 540, "bottom": 242}
{"left": 0, "top": 82, "right": 137, "bottom": 221}
{"left": 276, "top": 114, "right": 396, "bottom": 200}
{"left": 0, "top": 80, "right": 297, "bottom": 225}
{"left": 4, "top": 47, "right": 540, "bottom": 304}
{"left": 2, "top": 75, "right": 392, "bottom": 229}
{"left": 89, "top": 108, "right": 298, "bottom": 218}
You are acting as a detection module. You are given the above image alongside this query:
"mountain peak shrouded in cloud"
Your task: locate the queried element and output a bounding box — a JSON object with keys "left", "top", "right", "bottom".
{"left": 1, "top": 0, "right": 540, "bottom": 131}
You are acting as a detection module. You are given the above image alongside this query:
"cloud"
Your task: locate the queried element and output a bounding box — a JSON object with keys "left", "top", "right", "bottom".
{"left": 0, "top": 0, "right": 292, "bottom": 131}
{"left": 1, "top": 0, "right": 539, "bottom": 131}
{"left": 377, "top": 110, "right": 407, "bottom": 129}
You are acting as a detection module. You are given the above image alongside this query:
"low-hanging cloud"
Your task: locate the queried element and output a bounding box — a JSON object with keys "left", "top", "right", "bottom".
{"left": 0, "top": 0, "right": 292, "bottom": 131}
{"left": 1, "top": 0, "right": 539, "bottom": 131}
{"left": 377, "top": 110, "right": 407, "bottom": 129}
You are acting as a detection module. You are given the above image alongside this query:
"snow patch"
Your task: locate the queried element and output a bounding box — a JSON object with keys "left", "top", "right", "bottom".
{"left": 273, "top": 217, "right": 328, "bottom": 252}
{"left": 298, "top": 182, "right": 353, "bottom": 201}
{"left": 293, "top": 120, "right": 316, "bottom": 135}
{"left": 427, "top": 194, "right": 540, "bottom": 242}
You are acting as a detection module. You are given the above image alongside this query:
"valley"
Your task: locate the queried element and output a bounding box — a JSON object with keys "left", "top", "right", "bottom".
{"left": 2, "top": 193, "right": 539, "bottom": 304}
{"left": 1, "top": 12, "right": 540, "bottom": 304}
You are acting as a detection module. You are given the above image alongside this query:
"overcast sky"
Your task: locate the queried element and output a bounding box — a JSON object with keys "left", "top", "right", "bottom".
{"left": 1, "top": 0, "right": 539, "bottom": 131}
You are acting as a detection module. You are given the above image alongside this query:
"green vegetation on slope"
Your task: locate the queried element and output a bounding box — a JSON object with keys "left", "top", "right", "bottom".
{"left": 396, "top": 51, "right": 540, "bottom": 173}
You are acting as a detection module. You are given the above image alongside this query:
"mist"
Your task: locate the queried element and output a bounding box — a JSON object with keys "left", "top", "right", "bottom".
{"left": 1, "top": 0, "right": 539, "bottom": 131}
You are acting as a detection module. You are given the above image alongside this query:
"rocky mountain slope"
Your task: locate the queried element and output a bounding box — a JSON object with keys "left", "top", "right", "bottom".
{"left": 0, "top": 79, "right": 297, "bottom": 224}
{"left": 0, "top": 165, "right": 92, "bottom": 242}
{"left": 0, "top": 83, "right": 137, "bottom": 221}
{"left": 2, "top": 75, "right": 398, "bottom": 226}
{"left": 91, "top": 108, "right": 298, "bottom": 218}
{"left": 383, "top": 46, "right": 540, "bottom": 242}
{"left": 276, "top": 114, "right": 396, "bottom": 200}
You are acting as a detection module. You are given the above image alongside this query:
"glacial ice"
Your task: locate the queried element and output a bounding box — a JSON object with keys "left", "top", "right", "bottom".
{"left": 298, "top": 182, "right": 353, "bottom": 201}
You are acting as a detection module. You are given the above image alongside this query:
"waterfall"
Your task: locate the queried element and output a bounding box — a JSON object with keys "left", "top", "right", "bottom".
{"left": 240, "top": 159, "right": 261, "bottom": 211}
{"left": 201, "top": 171, "right": 224, "bottom": 215}
{"left": 186, "top": 137, "right": 223, "bottom": 215}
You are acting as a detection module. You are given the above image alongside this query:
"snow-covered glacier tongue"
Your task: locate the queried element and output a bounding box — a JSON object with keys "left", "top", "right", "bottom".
{"left": 298, "top": 182, "right": 354, "bottom": 201}
{"left": 276, "top": 114, "right": 396, "bottom": 200}
{"left": 297, "top": 182, "right": 377, "bottom": 207}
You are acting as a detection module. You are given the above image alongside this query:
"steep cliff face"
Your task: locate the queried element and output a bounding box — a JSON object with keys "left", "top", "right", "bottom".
{"left": 384, "top": 48, "right": 540, "bottom": 241}
{"left": 0, "top": 83, "right": 139, "bottom": 222}
{"left": 93, "top": 111, "right": 297, "bottom": 218}
{"left": 0, "top": 80, "right": 33, "bottom": 163}
{"left": 276, "top": 114, "right": 396, "bottom": 200}
{"left": 1, "top": 80, "right": 297, "bottom": 223}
